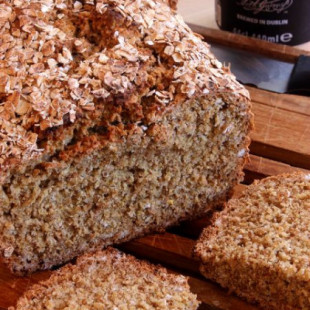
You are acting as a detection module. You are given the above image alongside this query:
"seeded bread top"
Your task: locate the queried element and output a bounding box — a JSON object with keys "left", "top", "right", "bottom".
{"left": 195, "top": 173, "right": 310, "bottom": 280}
{"left": 11, "top": 247, "right": 199, "bottom": 309}
{"left": 0, "top": 0, "right": 249, "bottom": 177}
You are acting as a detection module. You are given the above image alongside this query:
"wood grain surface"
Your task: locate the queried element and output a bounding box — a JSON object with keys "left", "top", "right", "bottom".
{"left": 250, "top": 98, "right": 310, "bottom": 169}
{"left": 189, "top": 24, "right": 310, "bottom": 63}
{"left": 1, "top": 26, "right": 310, "bottom": 310}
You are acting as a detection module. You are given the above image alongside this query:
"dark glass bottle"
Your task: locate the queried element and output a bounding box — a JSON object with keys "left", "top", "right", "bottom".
{"left": 215, "top": 0, "right": 310, "bottom": 46}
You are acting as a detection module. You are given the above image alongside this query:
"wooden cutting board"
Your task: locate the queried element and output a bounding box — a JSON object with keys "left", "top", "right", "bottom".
{"left": 1, "top": 27, "right": 310, "bottom": 310}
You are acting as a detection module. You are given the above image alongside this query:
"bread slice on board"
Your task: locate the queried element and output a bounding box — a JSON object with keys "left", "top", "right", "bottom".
{"left": 195, "top": 173, "right": 310, "bottom": 310}
{"left": 10, "top": 247, "right": 199, "bottom": 310}
{"left": 0, "top": 0, "right": 252, "bottom": 274}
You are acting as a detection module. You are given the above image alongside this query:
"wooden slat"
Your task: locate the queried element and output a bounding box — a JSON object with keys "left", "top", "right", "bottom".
{"left": 189, "top": 24, "right": 310, "bottom": 63}
{"left": 244, "top": 154, "right": 308, "bottom": 184}
{"left": 119, "top": 233, "right": 198, "bottom": 275}
{"left": 250, "top": 101, "right": 310, "bottom": 169}
{"left": 247, "top": 86, "right": 310, "bottom": 117}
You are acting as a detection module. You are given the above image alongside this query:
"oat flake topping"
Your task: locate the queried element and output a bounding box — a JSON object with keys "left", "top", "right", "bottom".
{"left": 0, "top": 0, "right": 249, "bottom": 171}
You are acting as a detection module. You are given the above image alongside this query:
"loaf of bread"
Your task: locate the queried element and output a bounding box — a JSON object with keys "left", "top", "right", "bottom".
{"left": 0, "top": 0, "right": 252, "bottom": 274}
{"left": 10, "top": 247, "right": 199, "bottom": 309}
{"left": 195, "top": 173, "right": 310, "bottom": 310}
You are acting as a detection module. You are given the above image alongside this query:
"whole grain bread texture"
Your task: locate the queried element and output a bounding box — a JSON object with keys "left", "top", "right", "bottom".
{"left": 195, "top": 173, "right": 310, "bottom": 310}
{"left": 10, "top": 247, "right": 199, "bottom": 310}
{"left": 0, "top": 0, "right": 252, "bottom": 274}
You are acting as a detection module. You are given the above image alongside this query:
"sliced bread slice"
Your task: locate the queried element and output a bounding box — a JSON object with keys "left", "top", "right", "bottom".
{"left": 11, "top": 247, "right": 199, "bottom": 310}
{"left": 195, "top": 173, "right": 310, "bottom": 310}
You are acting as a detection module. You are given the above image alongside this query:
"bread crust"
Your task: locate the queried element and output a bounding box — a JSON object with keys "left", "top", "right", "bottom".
{"left": 0, "top": 0, "right": 250, "bottom": 183}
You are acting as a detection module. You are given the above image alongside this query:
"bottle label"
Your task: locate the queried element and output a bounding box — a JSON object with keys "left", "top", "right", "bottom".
{"left": 216, "top": 0, "right": 310, "bottom": 45}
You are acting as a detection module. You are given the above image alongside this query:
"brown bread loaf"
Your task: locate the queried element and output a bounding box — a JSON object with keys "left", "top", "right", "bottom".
{"left": 195, "top": 173, "right": 310, "bottom": 310}
{"left": 0, "top": 0, "right": 252, "bottom": 274}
